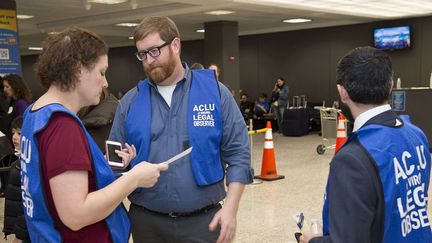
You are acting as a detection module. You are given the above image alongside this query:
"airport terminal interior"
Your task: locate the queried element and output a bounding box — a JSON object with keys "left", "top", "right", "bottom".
{"left": 1, "top": 133, "right": 432, "bottom": 243}
{"left": 2, "top": 0, "right": 432, "bottom": 242}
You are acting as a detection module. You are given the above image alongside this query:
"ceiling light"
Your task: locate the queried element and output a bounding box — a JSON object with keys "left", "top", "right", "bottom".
{"left": 128, "top": 36, "right": 134, "bottom": 40}
{"left": 236, "top": 0, "right": 432, "bottom": 18}
{"left": 196, "top": 29, "right": 205, "bottom": 33}
{"left": 116, "top": 23, "right": 139, "bottom": 27}
{"left": 204, "top": 10, "right": 235, "bottom": 16}
{"left": 28, "top": 47, "right": 43, "bottom": 51}
{"left": 88, "top": 0, "right": 127, "bottom": 4}
{"left": 17, "top": 15, "right": 34, "bottom": 19}
{"left": 283, "top": 18, "right": 312, "bottom": 23}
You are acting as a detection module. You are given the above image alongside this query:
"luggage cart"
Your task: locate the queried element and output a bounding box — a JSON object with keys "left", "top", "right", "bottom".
{"left": 315, "top": 107, "right": 339, "bottom": 154}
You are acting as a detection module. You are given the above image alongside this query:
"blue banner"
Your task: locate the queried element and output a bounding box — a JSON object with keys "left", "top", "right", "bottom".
{"left": 0, "top": 9, "right": 21, "bottom": 75}
{"left": 392, "top": 91, "right": 406, "bottom": 112}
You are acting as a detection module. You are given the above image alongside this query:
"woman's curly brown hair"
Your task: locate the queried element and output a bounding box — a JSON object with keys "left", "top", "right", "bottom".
{"left": 35, "top": 27, "right": 108, "bottom": 92}
{"left": 2, "top": 74, "right": 32, "bottom": 103}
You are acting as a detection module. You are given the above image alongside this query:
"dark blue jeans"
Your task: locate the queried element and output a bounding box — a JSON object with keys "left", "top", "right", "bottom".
{"left": 275, "top": 106, "right": 285, "bottom": 133}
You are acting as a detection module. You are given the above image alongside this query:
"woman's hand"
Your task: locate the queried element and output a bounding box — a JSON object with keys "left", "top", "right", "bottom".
{"left": 115, "top": 143, "right": 136, "bottom": 168}
{"left": 129, "top": 162, "right": 169, "bottom": 188}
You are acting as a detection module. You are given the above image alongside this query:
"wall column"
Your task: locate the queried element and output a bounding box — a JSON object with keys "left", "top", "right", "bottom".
{"left": 204, "top": 21, "right": 239, "bottom": 98}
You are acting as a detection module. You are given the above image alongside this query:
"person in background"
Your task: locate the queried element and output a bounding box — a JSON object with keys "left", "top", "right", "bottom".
{"left": 0, "top": 104, "right": 14, "bottom": 198}
{"left": 300, "top": 46, "right": 432, "bottom": 243}
{"left": 2, "top": 116, "right": 30, "bottom": 243}
{"left": 0, "top": 83, "right": 9, "bottom": 115}
{"left": 190, "top": 62, "right": 204, "bottom": 70}
{"left": 110, "top": 16, "right": 253, "bottom": 243}
{"left": 208, "top": 63, "right": 221, "bottom": 80}
{"left": 0, "top": 74, "right": 30, "bottom": 197}
{"left": 253, "top": 93, "right": 270, "bottom": 118}
{"left": 0, "top": 86, "right": 13, "bottom": 158}
{"left": 2, "top": 74, "right": 32, "bottom": 119}
{"left": 77, "top": 88, "right": 119, "bottom": 151}
{"left": 20, "top": 27, "right": 167, "bottom": 243}
{"left": 209, "top": 63, "right": 236, "bottom": 97}
{"left": 238, "top": 89, "right": 244, "bottom": 101}
{"left": 271, "top": 77, "right": 289, "bottom": 133}
{"left": 117, "top": 90, "right": 125, "bottom": 99}
{"left": 239, "top": 93, "right": 254, "bottom": 120}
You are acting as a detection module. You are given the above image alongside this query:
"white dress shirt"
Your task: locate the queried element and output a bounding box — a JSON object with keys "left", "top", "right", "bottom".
{"left": 353, "top": 104, "right": 392, "bottom": 132}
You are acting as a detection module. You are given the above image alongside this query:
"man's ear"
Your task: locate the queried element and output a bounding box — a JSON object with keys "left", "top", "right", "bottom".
{"left": 337, "top": 84, "right": 349, "bottom": 103}
{"left": 389, "top": 79, "right": 394, "bottom": 95}
{"left": 171, "top": 37, "right": 181, "bottom": 55}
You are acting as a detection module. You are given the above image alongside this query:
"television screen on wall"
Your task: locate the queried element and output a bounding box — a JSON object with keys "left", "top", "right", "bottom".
{"left": 374, "top": 26, "right": 411, "bottom": 50}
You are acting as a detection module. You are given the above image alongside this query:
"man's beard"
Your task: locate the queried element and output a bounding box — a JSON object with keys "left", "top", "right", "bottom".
{"left": 339, "top": 101, "right": 354, "bottom": 123}
{"left": 144, "top": 49, "right": 176, "bottom": 84}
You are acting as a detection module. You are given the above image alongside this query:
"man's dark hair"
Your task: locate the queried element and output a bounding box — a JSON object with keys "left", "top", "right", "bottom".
{"left": 277, "top": 77, "right": 284, "bottom": 81}
{"left": 336, "top": 46, "right": 393, "bottom": 105}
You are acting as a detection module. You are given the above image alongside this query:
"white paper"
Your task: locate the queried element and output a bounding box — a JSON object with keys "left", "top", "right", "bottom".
{"left": 162, "top": 147, "right": 193, "bottom": 165}
{"left": 121, "top": 147, "right": 193, "bottom": 175}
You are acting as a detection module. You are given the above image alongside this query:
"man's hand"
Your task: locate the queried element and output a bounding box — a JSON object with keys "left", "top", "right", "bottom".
{"left": 209, "top": 206, "right": 237, "bottom": 243}
{"left": 115, "top": 143, "right": 136, "bottom": 168}
{"left": 12, "top": 237, "right": 23, "bottom": 243}
{"left": 300, "top": 231, "right": 322, "bottom": 243}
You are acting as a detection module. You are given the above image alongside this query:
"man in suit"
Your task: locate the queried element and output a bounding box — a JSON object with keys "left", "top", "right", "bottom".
{"left": 301, "top": 46, "right": 432, "bottom": 243}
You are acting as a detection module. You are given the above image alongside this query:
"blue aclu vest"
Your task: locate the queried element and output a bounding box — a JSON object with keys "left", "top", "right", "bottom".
{"left": 125, "top": 69, "right": 224, "bottom": 186}
{"left": 20, "top": 104, "right": 130, "bottom": 243}
{"left": 323, "top": 115, "right": 432, "bottom": 242}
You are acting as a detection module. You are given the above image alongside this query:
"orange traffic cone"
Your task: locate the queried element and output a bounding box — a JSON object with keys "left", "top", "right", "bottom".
{"left": 254, "top": 121, "right": 285, "bottom": 181}
{"left": 335, "top": 114, "right": 347, "bottom": 154}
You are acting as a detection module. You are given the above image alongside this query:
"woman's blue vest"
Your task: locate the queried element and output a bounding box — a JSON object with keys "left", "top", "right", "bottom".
{"left": 323, "top": 115, "right": 432, "bottom": 242}
{"left": 20, "top": 104, "right": 130, "bottom": 243}
{"left": 125, "top": 69, "right": 224, "bottom": 186}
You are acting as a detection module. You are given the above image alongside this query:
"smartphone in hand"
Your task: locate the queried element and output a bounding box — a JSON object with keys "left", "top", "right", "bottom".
{"left": 105, "top": 140, "right": 124, "bottom": 167}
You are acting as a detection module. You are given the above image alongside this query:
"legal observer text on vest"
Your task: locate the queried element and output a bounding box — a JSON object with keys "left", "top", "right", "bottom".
{"left": 394, "top": 145, "right": 430, "bottom": 237}
{"left": 193, "top": 104, "right": 216, "bottom": 127}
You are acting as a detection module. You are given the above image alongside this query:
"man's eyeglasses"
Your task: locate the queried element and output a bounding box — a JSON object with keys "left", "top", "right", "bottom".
{"left": 135, "top": 39, "right": 173, "bottom": 61}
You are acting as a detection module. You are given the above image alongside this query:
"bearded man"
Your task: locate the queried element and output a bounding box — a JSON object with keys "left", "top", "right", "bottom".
{"left": 109, "top": 16, "right": 253, "bottom": 243}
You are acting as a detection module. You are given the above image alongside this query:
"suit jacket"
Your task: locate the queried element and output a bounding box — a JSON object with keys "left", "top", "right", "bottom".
{"left": 311, "top": 110, "right": 407, "bottom": 243}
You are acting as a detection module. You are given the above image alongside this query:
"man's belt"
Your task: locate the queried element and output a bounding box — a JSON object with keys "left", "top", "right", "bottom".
{"left": 135, "top": 203, "right": 221, "bottom": 218}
